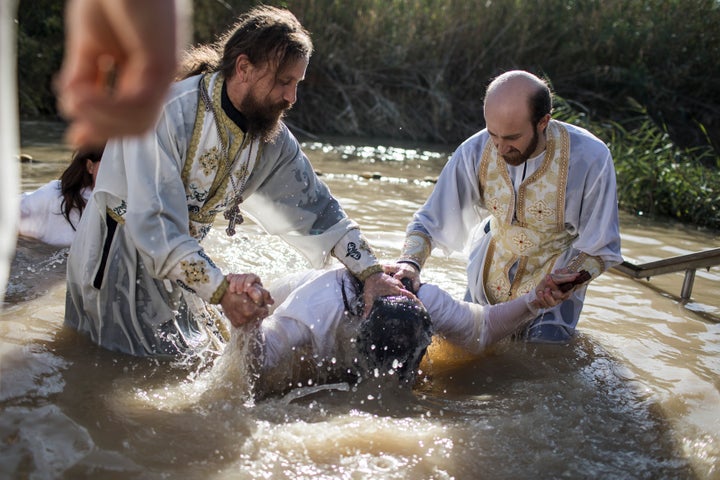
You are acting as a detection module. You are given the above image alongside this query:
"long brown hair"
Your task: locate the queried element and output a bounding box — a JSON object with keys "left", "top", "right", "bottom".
{"left": 219, "top": 6, "right": 313, "bottom": 80}
{"left": 59, "top": 146, "right": 103, "bottom": 230}
{"left": 175, "top": 6, "right": 313, "bottom": 83}
{"left": 175, "top": 43, "right": 221, "bottom": 81}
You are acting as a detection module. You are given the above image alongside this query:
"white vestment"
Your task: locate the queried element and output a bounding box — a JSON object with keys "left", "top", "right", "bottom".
{"left": 65, "top": 73, "right": 359, "bottom": 356}
{"left": 405, "top": 120, "right": 622, "bottom": 340}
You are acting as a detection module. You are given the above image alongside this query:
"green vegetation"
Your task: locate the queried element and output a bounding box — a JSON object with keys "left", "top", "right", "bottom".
{"left": 16, "top": 0, "right": 64, "bottom": 116}
{"left": 553, "top": 98, "right": 720, "bottom": 229}
{"left": 15, "top": 0, "right": 720, "bottom": 229}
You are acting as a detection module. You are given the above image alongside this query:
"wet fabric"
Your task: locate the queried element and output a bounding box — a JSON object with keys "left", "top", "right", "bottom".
{"left": 65, "top": 73, "right": 357, "bottom": 356}
{"left": 405, "top": 120, "right": 622, "bottom": 339}
{"left": 258, "top": 266, "right": 543, "bottom": 388}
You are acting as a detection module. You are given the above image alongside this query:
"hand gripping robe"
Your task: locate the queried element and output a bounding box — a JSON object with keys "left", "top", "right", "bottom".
{"left": 65, "top": 73, "right": 371, "bottom": 356}
{"left": 400, "top": 120, "right": 622, "bottom": 341}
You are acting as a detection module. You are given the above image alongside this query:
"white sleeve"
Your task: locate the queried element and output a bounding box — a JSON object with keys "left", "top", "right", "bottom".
{"left": 419, "top": 283, "right": 539, "bottom": 354}
{"left": 563, "top": 129, "right": 623, "bottom": 272}
{"left": 261, "top": 315, "right": 313, "bottom": 370}
{"left": 18, "top": 182, "right": 57, "bottom": 239}
{"left": 95, "top": 117, "right": 226, "bottom": 302}
{"left": 482, "top": 291, "right": 540, "bottom": 346}
{"left": 406, "top": 134, "right": 486, "bottom": 255}
{"left": 261, "top": 268, "right": 352, "bottom": 365}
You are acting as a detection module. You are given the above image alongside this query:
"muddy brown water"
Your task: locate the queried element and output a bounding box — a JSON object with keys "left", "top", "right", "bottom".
{"left": 1, "top": 121, "right": 718, "bottom": 479}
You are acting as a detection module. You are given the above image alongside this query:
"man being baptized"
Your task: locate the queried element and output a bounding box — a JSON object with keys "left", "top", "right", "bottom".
{"left": 226, "top": 266, "right": 579, "bottom": 397}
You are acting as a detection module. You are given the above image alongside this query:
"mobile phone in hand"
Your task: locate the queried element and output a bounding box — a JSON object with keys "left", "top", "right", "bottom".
{"left": 558, "top": 270, "right": 591, "bottom": 292}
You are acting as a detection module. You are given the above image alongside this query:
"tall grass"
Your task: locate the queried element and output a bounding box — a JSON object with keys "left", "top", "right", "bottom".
{"left": 189, "top": 0, "right": 720, "bottom": 155}
{"left": 16, "top": 0, "right": 720, "bottom": 229}
{"left": 553, "top": 97, "right": 720, "bottom": 230}
{"left": 608, "top": 119, "right": 720, "bottom": 230}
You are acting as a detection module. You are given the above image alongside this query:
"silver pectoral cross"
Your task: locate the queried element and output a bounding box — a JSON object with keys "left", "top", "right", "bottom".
{"left": 224, "top": 197, "right": 244, "bottom": 236}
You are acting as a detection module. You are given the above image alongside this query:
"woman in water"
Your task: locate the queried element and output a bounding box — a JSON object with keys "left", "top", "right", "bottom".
{"left": 18, "top": 146, "right": 104, "bottom": 247}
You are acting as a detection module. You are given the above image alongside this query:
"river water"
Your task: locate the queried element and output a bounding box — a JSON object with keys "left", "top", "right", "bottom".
{"left": 2, "top": 121, "right": 719, "bottom": 479}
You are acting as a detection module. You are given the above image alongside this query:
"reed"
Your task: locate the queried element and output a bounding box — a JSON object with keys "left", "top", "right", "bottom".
{"left": 609, "top": 119, "right": 720, "bottom": 230}
{"left": 553, "top": 97, "right": 720, "bottom": 230}
{"left": 236, "top": 0, "right": 720, "bottom": 155}
{"left": 16, "top": 0, "right": 720, "bottom": 229}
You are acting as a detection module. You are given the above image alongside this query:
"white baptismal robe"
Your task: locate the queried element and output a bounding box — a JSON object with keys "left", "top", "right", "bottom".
{"left": 19, "top": 180, "right": 91, "bottom": 247}
{"left": 259, "top": 266, "right": 542, "bottom": 389}
{"left": 406, "top": 120, "right": 622, "bottom": 335}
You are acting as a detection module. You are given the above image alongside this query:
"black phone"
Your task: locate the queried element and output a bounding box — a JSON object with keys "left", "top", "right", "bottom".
{"left": 558, "top": 270, "right": 591, "bottom": 292}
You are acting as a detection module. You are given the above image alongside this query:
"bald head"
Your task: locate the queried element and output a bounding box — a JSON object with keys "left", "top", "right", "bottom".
{"left": 484, "top": 70, "right": 552, "bottom": 126}
{"left": 483, "top": 71, "right": 552, "bottom": 165}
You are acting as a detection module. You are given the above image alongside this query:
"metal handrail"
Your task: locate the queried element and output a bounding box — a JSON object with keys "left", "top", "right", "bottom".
{"left": 611, "top": 247, "right": 720, "bottom": 300}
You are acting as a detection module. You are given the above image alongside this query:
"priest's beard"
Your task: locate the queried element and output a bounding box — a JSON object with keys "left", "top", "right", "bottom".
{"left": 241, "top": 93, "right": 292, "bottom": 143}
{"left": 501, "top": 128, "right": 540, "bottom": 166}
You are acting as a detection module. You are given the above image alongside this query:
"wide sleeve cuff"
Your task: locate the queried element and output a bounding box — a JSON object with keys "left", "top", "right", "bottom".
{"left": 398, "top": 231, "right": 432, "bottom": 270}
{"left": 331, "top": 227, "right": 380, "bottom": 280}
{"left": 210, "top": 277, "right": 229, "bottom": 305}
{"left": 565, "top": 252, "right": 606, "bottom": 280}
{"left": 166, "top": 250, "right": 227, "bottom": 302}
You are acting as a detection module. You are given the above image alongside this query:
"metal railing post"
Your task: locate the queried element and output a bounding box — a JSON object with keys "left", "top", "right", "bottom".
{"left": 611, "top": 247, "right": 720, "bottom": 301}
{"left": 680, "top": 269, "right": 696, "bottom": 301}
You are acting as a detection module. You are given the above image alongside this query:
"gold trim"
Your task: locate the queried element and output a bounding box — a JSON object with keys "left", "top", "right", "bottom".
{"left": 182, "top": 75, "right": 208, "bottom": 186}
{"left": 356, "top": 264, "right": 384, "bottom": 282}
{"left": 483, "top": 238, "right": 501, "bottom": 303}
{"left": 555, "top": 122, "right": 570, "bottom": 229}
{"left": 399, "top": 231, "right": 432, "bottom": 269}
{"left": 106, "top": 206, "right": 126, "bottom": 225}
{"left": 497, "top": 152, "right": 517, "bottom": 225}
{"left": 185, "top": 73, "right": 261, "bottom": 227}
{"left": 567, "top": 252, "right": 605, "bottom": 279}
{"left": 210, "top": 74, "right": 255, "bottom": 209}
{"left": 508, "top": 255, "right": 528, "bottom": 299}
{"left": 478, "top": 140, "right": 493, "bottom": 196}
{"left": 210, "top": 277, "right": 229, "bottom": 305}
